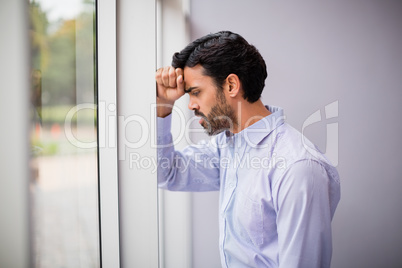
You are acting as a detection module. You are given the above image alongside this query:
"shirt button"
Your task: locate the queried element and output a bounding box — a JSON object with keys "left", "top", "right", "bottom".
{"left": 229, "top": 183, "right": 234, "bottom": 188}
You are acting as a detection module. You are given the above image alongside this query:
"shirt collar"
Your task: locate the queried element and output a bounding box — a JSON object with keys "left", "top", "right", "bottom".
{"left": 225, "top": 105, "right": 285, "bottom": 146}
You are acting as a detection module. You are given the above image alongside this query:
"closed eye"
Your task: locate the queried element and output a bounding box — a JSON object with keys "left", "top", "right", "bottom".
{"left": 191, "top": 90, "right": 200, "bottom": 96}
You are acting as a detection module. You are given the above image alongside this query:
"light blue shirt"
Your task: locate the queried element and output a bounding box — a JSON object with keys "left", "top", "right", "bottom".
{"left": 157, "top": 106, "right": 340, "bottom": 268}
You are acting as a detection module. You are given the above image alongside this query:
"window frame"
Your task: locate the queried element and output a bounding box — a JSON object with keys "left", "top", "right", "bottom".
{"left": 97, "top": 0, "right": 120, "bottom": 266}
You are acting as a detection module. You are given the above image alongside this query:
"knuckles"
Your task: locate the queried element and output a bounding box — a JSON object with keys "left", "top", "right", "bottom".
{"left": 156, "top": 66, "right": 181, "bottom": 88}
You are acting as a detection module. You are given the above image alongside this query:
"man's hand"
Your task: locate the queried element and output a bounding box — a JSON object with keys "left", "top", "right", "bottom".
{"left": 155, "top": 66, "right": 185, "bottom": 118}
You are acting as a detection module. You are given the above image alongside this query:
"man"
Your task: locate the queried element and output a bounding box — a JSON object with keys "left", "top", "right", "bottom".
{"left": 155, "top": 31, "right": 340, "bottom": 267}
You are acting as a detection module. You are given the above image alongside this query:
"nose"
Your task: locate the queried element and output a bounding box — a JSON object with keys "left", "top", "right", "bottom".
{"left": 188, "top": 97, "right": 199, "bottom": 111}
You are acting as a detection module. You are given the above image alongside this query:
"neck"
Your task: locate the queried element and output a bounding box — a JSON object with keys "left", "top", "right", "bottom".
{"left": 232, "top": 99, "right": 271, "bottom": 133}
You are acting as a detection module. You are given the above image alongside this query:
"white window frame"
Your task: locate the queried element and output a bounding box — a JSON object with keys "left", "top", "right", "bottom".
{"left": 97, "top": 0, "right": 121, "bottom": 267}
{"left": 0, "top": 1, "right": 30, "bottom": 266}
{"left": 98, "top": 0, "right": 159, "bottom": 267}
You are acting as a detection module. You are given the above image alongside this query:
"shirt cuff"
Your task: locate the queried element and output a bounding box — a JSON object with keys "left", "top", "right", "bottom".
{"left": 157, "top": 113, "right": 172, "bottom": 140}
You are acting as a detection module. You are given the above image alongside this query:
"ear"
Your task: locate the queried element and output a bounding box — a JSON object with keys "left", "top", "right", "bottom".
{"left": 225, "top": 74, "right": 241, "bottom": 98}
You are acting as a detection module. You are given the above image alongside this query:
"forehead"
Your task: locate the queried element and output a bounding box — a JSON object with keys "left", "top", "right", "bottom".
{"left": 183, "top": 65, "right": 205, "bottom": 83}
{"left": 183, "top": 65, "right": 215, "bottom": 89}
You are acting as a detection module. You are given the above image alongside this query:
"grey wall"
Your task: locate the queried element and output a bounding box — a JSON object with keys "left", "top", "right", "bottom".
{"left": 189, "top": 0, "right": 402, "bottom": 267}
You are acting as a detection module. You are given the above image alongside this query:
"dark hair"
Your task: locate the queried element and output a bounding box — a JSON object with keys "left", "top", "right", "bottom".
{"left": 172, "top": 31, "right": 267, "bottom": 103}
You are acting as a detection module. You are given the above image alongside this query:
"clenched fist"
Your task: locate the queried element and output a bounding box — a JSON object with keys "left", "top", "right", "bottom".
{"left": 155, "top": 66, "right": 185, "bottom": 117}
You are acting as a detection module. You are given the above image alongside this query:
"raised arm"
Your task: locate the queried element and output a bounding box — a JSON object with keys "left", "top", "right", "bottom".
{"left": 155, "top": 67, "right": 220, "bottom": 192}
{"left": 155, "top": 66, "right": 185, "bottom": 118}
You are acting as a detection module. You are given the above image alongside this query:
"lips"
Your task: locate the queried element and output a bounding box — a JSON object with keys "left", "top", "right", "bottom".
{"left": 195, "top": 111, "right": 207, "bottom": 127}
{"left": 194, "top": 110, "right": 204, "bottom": 117}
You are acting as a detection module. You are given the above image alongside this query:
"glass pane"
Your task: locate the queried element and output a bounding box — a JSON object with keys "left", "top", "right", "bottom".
{"left": 29, "top": 0, "right": 100, "bottom": 267}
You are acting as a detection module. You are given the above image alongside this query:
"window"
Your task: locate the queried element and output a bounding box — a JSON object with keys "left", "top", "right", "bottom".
{"left": 29, "top": 1, "right": 100, "bottom": 266}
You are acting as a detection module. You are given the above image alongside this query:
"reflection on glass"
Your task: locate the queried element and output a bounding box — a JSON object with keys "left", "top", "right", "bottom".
{"left": 29, "top": 0, "right": 100, "bottom": 267}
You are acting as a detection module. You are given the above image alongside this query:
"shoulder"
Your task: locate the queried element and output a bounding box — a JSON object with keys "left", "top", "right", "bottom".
{"left": 269, "top": 122, "right": 339, "bottom": 188}
{"left": 272, "top": 122, "right": 330, "bottom": 165}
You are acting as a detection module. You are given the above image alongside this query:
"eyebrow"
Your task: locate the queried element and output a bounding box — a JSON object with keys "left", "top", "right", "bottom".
{"left": 184, "top": 86, "right": 198, "bottom": 94}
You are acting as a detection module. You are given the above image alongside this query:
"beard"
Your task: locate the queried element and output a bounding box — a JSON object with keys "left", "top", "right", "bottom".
{"left": 195, "top": 95, "right": 238, "bottom": 136}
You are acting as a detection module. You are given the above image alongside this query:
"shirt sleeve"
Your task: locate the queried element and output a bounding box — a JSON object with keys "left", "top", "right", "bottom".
{"left": 274, "top": 159, "right": 334, "bottom": 268}
{"left": 157, "top": 114, "right": 220, "bottom": 192}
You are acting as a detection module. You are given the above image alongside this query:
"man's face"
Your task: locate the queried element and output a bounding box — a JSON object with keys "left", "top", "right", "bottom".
{"left": 183, "top": 65, "right": 237, "bottom": 136}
